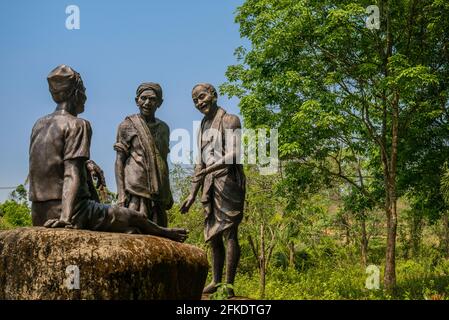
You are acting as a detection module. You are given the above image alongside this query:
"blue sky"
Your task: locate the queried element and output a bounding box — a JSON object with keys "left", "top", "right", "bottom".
{"left": 0, "top": 0, "right": 246, "bottom": 201}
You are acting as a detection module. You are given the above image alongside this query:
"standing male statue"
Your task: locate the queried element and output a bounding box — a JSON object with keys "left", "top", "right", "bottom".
{"left": 114, "top": 83, "right": 173, "bottom": 227}
{"left": 180, "top": 83, "right": 246, "bottom": 297}
{"left": 29, "top": 64, "right": 187, "bottom": 242}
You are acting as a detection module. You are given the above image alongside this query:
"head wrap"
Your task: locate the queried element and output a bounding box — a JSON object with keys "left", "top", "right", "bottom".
{"left": 47, "top": 65, "right": 84, "bottom": 103}
{"left": 136, "top": 82, "right": 163, "bottom": 100}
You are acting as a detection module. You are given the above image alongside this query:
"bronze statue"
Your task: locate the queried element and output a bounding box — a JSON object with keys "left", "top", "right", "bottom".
{"left": 180, "top": 83, "right": 246, "bottom": 297}
{"left": 28, "top": 65, "right": 187, "bottom": 242}
{"left": 114, "top": 83, "right": 173, "bottom": 227}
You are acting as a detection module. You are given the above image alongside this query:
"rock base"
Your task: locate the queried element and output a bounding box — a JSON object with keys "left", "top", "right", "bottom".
{"left": 0, "top": 227, "right": 208, "bottom": 300}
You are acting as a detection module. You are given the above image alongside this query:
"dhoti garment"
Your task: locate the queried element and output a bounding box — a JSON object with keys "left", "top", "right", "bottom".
{"left": 201, "top": 165, "right": 245, "bottom": 242}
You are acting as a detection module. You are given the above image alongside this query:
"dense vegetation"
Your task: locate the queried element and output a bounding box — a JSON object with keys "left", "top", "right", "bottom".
{"left": 169, "top": 165, "right": 449, "bottom": 299}
{"left": 217, "top": 0, "right": 449, "bottom": 297}
{"left": 0, "top": 185, "right": 32, "bottom": 229}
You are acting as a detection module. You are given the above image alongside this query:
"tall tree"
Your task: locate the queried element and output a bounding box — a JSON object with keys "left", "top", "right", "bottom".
{"left": 244, "top": 167, "right": 283, "bottom": 299}
{"left": 222, "top": 0, "right": 449, "bottom": 291}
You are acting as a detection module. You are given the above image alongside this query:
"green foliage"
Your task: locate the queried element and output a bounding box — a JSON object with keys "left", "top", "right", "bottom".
{"left": 222, "top": 0, "right": 449, "bottom": 290}
{"left": 0, "top": 217, "right": 13, "bottom": 230}
{"left": 168, "top": 203, "right": 206, "bottom": 248}
{"left": 0, "top": 185, "right": 32, "bottom": 229}
{"left": 102, "top": 187, "right": 118, "bottom": 205}
{"left": 240, "top": 167, "right": 288, "bottom": 280}
{"left": 0, "top": 200, "right": 32, "bottom": 228}
{"left": 10, "top": 184, "right": 28, "bottom": 203}
{"left": 440, "top": 163, "right": 449, "bottom": 206}
{"left": 233, "top": 243, "right": 449, "bottom": 300}
{"left": 209, "top": 283, "right": 235, "bottom": 300}
{"left": 222, "top": 0, "right": 449, "bottom": 208}
{"left": 168, "top": 164, "right": 207, "bottom": 248}
{"left": 170, "top": 163, "right": 193, "bottom": 203}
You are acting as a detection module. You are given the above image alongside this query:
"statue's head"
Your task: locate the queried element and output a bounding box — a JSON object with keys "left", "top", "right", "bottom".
{"left": 192, "top": 83, "right": 218, "bottom": 116}
{"left": 47, "top": 65, "right": 86, "bottom": 115}
{"left": 135, "top": 82, "right": 163, "bottom": 118}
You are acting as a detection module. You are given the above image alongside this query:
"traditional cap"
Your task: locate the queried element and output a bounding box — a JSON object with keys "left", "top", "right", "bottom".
{"left": 136, "top": 82, "right": 163, "bottom": 100}
{"left": 47, "top": 65, "right": 84, "bottom": 102}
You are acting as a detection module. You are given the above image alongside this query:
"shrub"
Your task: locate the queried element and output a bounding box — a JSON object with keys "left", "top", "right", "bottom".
{"left": 0, "top": 200, "right": 32, "bottom": 228}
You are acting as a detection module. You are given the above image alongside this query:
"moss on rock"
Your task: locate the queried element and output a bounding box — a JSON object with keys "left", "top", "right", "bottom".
{"left": 0, "top": 227, "right": 208, "bottom": 300}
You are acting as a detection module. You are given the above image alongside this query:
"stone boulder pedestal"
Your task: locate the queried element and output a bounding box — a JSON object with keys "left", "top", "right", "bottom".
{"left": 0, "top": 227, "right": 208, "bottom": 300}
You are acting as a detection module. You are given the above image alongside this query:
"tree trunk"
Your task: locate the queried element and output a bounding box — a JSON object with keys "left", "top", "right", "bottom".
{"left": 360, "top": 216, "right": 368, "bottom": 266}
{"left": 345, "top": 224, "right": 351, "bottom": 246}
{"left": 384, "top": 202, "right": 397, "bottom": 292}
{"left": 384, "top": 130, "right": 398, "bottom": 293}
{"left": 288, "top": 242, "right": 295, "bottom": 268}
{"left": 378, "top": 0, "right": 398, "bottom": 293}
{"left": 259, "top": 224, "right": 266, "bottom": 299}
{"left": 340, "top": 214, "right": 351, "bottom": 245}
{"left": 380, "top": 148, "right": 398, "bottom": 292}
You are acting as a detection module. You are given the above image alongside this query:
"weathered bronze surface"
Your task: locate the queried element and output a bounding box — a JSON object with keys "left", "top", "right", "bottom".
{"left": 180, "top": 83, "right": 246, "bottom": 297}
{"left": 29, "top": 65, "right": 187, "bottom": 242}
{"left": 114, "top": 83, "right": 173, "bottom": 227}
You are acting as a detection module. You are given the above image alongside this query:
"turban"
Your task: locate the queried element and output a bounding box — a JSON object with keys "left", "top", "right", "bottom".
{"left": 47, "top": 65, "right": 84, "bottom": 102}
{"left": 136, "top": 82, "right": 163, "bottom": 100}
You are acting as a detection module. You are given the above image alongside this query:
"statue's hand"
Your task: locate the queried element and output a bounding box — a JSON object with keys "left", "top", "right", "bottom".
{"left": 192, "top": 169, "right": 206, "bottom": 183}
{"left": 180, "top": 195, "right": 195, "bottom": 214}
{"left": 44, "top": 219, "right": 73, "bottom": 229}
{"left": 117, "top": 193, "right": 126, "bottom": 207}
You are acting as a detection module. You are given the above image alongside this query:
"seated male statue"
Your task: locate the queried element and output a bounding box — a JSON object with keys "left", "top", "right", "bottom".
{"left": 28, "top": 64, "right": 187, "bottom": 242}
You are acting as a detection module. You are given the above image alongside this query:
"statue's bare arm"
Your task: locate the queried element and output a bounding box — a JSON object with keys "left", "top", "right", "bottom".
{"left": 45, "top": 158, "right": 85, "bottom": 228}
{"left": 115, "top": 151, "right": 127, "bottom": 206}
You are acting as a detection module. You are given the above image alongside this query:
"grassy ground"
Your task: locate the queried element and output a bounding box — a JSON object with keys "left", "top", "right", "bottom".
{"left": 230, "top": 244, "right": 449, "bottom": 300}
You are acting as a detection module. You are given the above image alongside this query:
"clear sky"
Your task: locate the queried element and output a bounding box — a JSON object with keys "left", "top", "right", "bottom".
{"left": 0, "top": 0, "right": 245, "bottom": 201}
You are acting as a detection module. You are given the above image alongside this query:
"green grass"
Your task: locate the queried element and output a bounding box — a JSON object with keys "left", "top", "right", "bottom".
{"left": 232, "top": 245, "right": 449, "bottom": 300}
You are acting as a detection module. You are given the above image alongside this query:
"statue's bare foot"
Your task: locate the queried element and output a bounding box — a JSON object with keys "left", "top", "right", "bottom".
{"left": 203, "top": 282, "right": 218, "bottom": 294}
{"left": 125, "top": 227, "right": 141, "bottom": 234}
{"left": 44, "top": 219, "right": 73, "bottom": 229}
{"left": 165, "top": 228, "right": 188, "bottom": 242}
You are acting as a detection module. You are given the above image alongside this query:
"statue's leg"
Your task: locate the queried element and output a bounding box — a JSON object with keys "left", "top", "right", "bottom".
{"left": 31, "top": 202, "right": 47, "bottom": 226}
{"left": 105, "top": 205, "right": 187, "bottom": 242}
{"left": 124, "top": 227, "right": 141, "bottom": 234}
{"left": 139, "top": 197, "right": 148, "bottom": 215}
{"left": 224, "top": 225, "right": 240, "bottom": 297}
{"left": 31, "top": 200, "right": 61, "bottom": 226}
{"left": 152, "top": 203, "right": 167, "bottom": 227}
{"left": 128, "top": 195, "right": 140, "bottom": 211}
{"left": 148, "top": 201, "right": 158, "bottom": 225}
{"left": 159, "top": 208, "right": 168, "bottom": 228}
{"left": 145, "top": 201, "right": 168, "bottom": 227}
{"left": 203, "top": 234, "right": 225, "bottom": 294}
